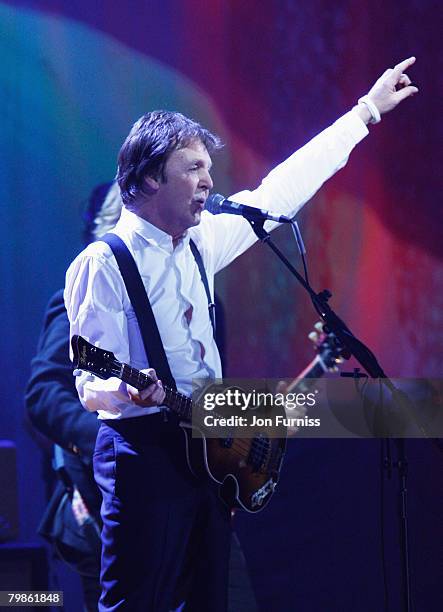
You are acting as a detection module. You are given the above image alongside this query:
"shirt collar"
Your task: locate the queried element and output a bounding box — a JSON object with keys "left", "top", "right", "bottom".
{"left": 116, "top": 207, "right": 190, "bottom": 252}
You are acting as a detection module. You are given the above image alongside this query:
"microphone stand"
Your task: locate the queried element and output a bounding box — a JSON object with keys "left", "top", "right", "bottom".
{"left": 247, "top": 218, "right": 412, "bottom": 612}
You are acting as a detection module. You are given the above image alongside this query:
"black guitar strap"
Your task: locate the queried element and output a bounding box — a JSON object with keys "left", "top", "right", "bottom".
{"left": 100, "top": 234, "right": 216, "bottom": 391}
{"left": 100, "top": 233, "right": 176, "bottom": 391}
{"left": 189, "top": 239, "right": 216, "bottom": 339}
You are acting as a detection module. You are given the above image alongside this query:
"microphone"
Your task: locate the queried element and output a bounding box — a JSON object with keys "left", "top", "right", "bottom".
{"left": 205, "top": 193, "right": 292, "bottom": 224}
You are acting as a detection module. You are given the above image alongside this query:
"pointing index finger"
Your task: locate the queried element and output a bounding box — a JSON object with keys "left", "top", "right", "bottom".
{"left": 393, "top": 56, "right": 416, "bottom": 77}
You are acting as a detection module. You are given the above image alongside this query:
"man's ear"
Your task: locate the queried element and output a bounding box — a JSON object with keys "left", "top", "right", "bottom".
{"left": 144, "top": 175, "right": 160, "bottom": 193}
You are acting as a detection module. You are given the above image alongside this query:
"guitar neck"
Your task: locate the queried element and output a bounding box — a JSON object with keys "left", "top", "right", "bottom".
{"left": 119, "top": 354, "right": 327, "bottom": 418}
{"left": 73, "top": 332, "right": 340, "bottom": 427}
{"left": 285, "top": 355, "right": 328, "bottom": 394}
{"left": 118, "top": 363, "right": 193, "bottom": 420}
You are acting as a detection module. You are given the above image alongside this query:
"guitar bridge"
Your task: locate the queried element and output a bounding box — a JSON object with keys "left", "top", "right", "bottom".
{"left": 251, "top": 479, "right": 276, "bottom": 508}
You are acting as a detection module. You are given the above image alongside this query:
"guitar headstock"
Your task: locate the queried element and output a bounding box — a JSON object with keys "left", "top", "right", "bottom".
{"left": 308, "top": 322, "right": 350, "bottom": 371}
{"left": 71, "top": 335, "right": 121, "bottom": 380}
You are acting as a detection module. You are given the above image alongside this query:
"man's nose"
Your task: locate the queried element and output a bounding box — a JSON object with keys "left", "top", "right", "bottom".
{"left": 200, "top": 170, "right": 213, "bottom": 191}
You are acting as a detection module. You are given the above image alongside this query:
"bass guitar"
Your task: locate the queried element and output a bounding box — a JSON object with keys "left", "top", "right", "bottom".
{"left": 71, "top": 324, "right": 345, "bottom": 512}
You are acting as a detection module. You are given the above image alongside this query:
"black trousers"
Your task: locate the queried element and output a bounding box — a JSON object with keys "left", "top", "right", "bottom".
{"left": 93, "top": 414, "right": 232, "bottom": 611}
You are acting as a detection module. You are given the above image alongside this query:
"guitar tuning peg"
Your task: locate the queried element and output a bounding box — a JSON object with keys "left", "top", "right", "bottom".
{"left": 314, "top": 321, "right": 323, "bottom": 332}
{"left": 73, "top": 369, "right": 95, "bottom": 382}
{"left": 308, "top": 331, "right": 318, "bottom": 343}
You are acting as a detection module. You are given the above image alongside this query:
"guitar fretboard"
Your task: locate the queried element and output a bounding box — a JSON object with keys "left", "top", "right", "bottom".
{"left": 119, "top": 363, "right": 193, "bottom": 420}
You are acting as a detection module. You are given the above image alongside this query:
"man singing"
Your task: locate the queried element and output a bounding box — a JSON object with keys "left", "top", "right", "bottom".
{"left": 65, "top": 57, "right": 417, "bottom": 611}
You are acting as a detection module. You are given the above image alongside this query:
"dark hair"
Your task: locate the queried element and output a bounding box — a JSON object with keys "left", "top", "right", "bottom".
{"left": 117, "top": 110, "right": 222, "bottom": 209}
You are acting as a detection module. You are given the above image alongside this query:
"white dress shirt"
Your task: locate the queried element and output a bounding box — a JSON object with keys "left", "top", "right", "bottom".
{"left": 65, "top": 110, "right": 368, "bottom": 420}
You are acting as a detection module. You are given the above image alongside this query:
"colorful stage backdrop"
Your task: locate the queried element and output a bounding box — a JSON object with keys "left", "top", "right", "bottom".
{"left": 0, "top": 1, "right": 441, "bottom": 610}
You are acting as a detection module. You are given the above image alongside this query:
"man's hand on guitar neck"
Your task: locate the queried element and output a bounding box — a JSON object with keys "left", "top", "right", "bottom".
{"left": 127, "top": 368, "right": 166, "bottom": 407}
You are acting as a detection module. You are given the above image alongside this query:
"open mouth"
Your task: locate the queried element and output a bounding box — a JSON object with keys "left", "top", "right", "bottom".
{"left": 193, "top": 198, "right": 206, "bottom": 212}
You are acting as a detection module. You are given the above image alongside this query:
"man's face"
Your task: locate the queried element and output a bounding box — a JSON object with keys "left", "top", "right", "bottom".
{"left": 141, "top": 139, "right": 213, "bottom": 238}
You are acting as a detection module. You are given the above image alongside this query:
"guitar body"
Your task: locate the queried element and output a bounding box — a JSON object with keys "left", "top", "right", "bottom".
{"left": 180, "top": 422, "right": 286, "bottom": 513}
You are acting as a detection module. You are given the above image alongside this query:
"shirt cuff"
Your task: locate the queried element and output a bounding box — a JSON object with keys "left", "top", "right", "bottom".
{"left": 339, "top": 108, "right": 370, "bottom": 144}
